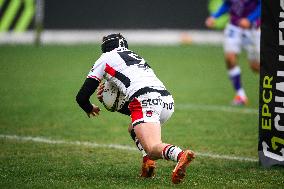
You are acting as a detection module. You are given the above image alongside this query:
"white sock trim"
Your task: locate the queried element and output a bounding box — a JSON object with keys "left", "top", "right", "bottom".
{"left": 228, "top": 66, "right": 241, "bottom": 77}
{"left": 171, "top": 147, "right": 183, "bottom": 162}
{"left": 237, "top": 88, "right": 247, "bottom": 98}
{"left": 164, "top": 145, "right": 182, "bottom": 162}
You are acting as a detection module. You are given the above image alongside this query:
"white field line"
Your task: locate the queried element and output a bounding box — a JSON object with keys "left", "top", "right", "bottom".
{"left": 0, "top": 134, "right": 258, "bottom": 162}
{"left": 176, "top": 103, "right": 258, "bottom": 114}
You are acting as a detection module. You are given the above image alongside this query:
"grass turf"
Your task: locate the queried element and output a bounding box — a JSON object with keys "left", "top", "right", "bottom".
{"left": 0, "top": 44, "right": 283, "bottom": 188}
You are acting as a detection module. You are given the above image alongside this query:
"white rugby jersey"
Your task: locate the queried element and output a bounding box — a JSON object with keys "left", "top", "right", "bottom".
{"left": 87, "top": 47, "right": 166, "bottom": 100}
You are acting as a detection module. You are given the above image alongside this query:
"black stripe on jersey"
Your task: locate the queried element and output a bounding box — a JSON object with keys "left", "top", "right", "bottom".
{"left": 116, "top": 71, "right": 130, "bottom": 88}
{"left": 105, "top": 63, "right": 131, "bottom": 88}
{"left": 118, "top": 50, "right": 142, "bottom": 66}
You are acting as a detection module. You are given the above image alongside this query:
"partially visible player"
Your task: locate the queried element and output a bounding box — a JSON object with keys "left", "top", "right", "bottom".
{"left": 205, "top": 0, "right": 261, "bottom": 105}
{"left": 76, "top": 33, "right": 195, "bottom": 184}
{"left": 208, "top": 0, "right": 229, "bottom": 30}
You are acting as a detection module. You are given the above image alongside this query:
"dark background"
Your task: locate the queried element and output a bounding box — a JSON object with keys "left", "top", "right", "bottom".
{"left": 258, "top": 0, "right": 284, "bottom": 167}
{"left": 44, "top": 0, "right": 208, "bottom": 29}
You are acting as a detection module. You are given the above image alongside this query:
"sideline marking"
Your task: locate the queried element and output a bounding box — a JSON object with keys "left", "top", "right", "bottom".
{"left": 0, "top": 134, "right": 258, "bottom": 162}
{"left": 176, "top": 103, "right": 258, "bottom": 114}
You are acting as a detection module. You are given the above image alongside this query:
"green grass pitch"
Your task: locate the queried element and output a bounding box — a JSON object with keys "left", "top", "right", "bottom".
{"left": 0, "top": 44, "right": 283, "bottom": 188}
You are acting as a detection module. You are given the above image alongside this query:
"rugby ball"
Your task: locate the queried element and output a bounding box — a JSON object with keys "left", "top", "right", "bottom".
{"left": 102, "top": 81, "right": 126, "bottom": 112}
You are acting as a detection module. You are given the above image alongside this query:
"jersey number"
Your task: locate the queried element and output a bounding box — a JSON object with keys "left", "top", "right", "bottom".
{"left": 118, "top": 51, "right": 150, "bottom": 69}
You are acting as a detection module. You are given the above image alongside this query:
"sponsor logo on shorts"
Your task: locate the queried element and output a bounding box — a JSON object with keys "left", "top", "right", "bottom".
{"left": 141, "top": 97, "right": 174, "bottom": 110}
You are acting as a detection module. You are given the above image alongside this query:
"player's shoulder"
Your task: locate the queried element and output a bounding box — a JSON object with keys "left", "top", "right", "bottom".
{"left": 97, "top": 51, "right": 116, "bottom": 63}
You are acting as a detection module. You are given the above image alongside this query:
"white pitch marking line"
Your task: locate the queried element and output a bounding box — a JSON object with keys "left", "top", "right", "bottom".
{"left": 176, "top": 103, "right": 258, "bottom": 114}
{"left": 0, "top": 134, "right": 258, "bottom": 162}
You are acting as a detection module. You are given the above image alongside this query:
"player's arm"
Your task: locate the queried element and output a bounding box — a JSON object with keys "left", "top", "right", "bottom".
{"left": 247, "top": 0, "right": 261, "bottom": 23}
{"left": 211, "top": 0, "right": 230, "bottom": 19}
{"left": 76, "top": 78, "right": 100, "bottom": 117}
{"left": 76, "top": 55, "right": 106, "bottom": 117}
{"left": 239, "top": 0, "right": 261, "bottom": 29}
{"left": 205, "top": 0, "right": 230, "bottom": 28}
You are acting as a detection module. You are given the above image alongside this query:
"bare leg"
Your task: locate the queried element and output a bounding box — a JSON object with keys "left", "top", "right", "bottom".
{"left": 225, "top": 52, "right": 247, "bottom": 104}
{"left": 133, "top": 122, "right": 165, "bottom": 160}
{"left": 134, "top": 122, "right": 183, "bottom": 161}
{"left": 225, "top": 52, "right": 238, "bottom": 69}
{"left": 128, "top": 123, "right": 156, "bottom": 178}
{"left": 128, "top": 123, "right": 147, "bottom": 157}
{"left": 134, "top": 122, "right": 195, "bottom": 184}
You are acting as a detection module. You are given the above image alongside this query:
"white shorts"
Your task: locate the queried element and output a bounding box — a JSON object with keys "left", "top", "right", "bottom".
{"left": 224, "top": 23, "right": 260, "bottom": 61}
{"left": 128, "top": 92, "right": 174, "bottom": 127}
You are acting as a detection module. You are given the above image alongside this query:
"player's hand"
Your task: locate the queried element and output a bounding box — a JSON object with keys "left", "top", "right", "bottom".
{"left": 97, "top": 83, "right": 104, "bottom": 102}
{"left": 239, "top": 18, "right": 251, "bottom": 29}
{"left": 205, "top": 16, "right": 216, "bottom": 28}
{"left": 88, "top": 104, "right": 101, "bottom": 118}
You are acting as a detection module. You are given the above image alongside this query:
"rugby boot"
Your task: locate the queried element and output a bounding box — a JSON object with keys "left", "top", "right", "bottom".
{"left": 232, "top": 95, "right": 248, "bottom": 106}
{"left": 172, "top": 150, "right": 195, "bottom": 184}
{"left": 140, "top": 156, "right": 156, "bottom": 178}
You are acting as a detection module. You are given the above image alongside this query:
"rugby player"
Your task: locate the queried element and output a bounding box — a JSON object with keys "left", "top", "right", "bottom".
{"left": 76, "top": 33, "right": 195, "bottom": 184}
{"left": 205, "top": 0, "right": 261, "bottom": 105}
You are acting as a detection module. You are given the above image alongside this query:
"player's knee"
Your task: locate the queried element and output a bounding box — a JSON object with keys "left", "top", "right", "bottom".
{"left": 225, "top": 53, "right": 237, "bottom": 69}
